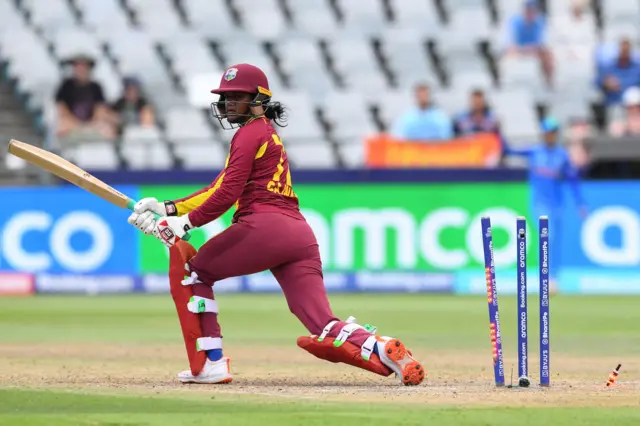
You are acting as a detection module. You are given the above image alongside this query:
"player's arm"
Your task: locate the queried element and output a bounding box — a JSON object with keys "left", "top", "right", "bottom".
{"left": 168, "top": 170, "right": 226, "bottom": 216}
{"left": 562, "top": 152, "right": 587, "bottom": 211}
{"left": 186, "top": 134, "right": 258, "bottom": 227}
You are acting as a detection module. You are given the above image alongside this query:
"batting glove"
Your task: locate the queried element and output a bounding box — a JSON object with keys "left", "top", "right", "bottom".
{"left": 127, "top": 211, "right": 157, "bottom": 235}
{"left": 133, "top": 197, "right": 177, "bottom": 216}
{"left": 152, "top": 215, "right": 194, "bottom": 248}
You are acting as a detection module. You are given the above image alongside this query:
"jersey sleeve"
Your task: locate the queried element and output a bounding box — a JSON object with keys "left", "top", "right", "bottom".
{"left": 170, "top": 169, "right": 226, "bottom": 216}
{"left": 186, "top": 129, "right": 260, "bottom": 227}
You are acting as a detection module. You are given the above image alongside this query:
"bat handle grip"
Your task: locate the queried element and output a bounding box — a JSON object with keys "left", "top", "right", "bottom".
{"left": 127, "top": 199, "right": 192, "bottom": 242}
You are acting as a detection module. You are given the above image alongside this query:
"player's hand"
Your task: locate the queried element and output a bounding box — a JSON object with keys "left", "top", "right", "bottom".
{"left": 152, "top": 215, "right": 193, "bottom": 247}
{"left": 133, "top": 197, "right": 167, "bottom": 216}
{"left": 127, "top": 211, "right": 156, "bottom": 235}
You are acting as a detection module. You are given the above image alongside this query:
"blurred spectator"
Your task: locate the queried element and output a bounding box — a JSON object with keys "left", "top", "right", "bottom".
{"left": 391, "top": 84, "right": 452, "bottom": 141}
{"left": 609, "top": 86, "right": 640, "bottom": 137}
{"left": 502, "top": 0, "right": 554, "bottom": 87}
{"left": 54, "top": 54, "right": 116, "bottom": 141}
{"left": 596, "top": 38, "right": 640, "bottom": 106}
{"left": 112, "top": 77, "right": 155, "bottom": 133}
{"left": 453, "top": 89, "right": 500, "bottom": 136}
{"left": 550, "top": 0, "right": 594, "bottom": 48}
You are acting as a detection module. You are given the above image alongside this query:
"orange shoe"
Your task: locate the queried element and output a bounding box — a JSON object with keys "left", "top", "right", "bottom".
{"left": 297, "top": 335, "right": 393, "bottom": 377}
{"left": 377, "top": 337, "right": 425, "bottom": 386}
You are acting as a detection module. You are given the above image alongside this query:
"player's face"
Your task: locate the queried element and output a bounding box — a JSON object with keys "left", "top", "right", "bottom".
{"left": 543, "top": 131, "right": 558, "bottom": 146}
{"left": 223, "top": 92, "right": 253, "bottom": 123}
{"left": 73, "top": 62, "right": 91, "bottom": 83}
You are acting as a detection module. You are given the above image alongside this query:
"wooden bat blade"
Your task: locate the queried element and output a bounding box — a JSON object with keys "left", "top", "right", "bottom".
{"left": 7, "top": 139, "right": 132, "bottom": 209}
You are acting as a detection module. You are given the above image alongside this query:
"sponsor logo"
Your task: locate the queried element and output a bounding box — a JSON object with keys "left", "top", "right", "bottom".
{"left": 36, "top": 274, "right": 134, "bottom": 294}
{"left": 520, "top": 311, "right": 527, "bottom": 338}
{"left": 541, "top": 311, "right": 549, "bottom": 346}
{"left": 224, "top": 67, "right": 238, "bottom": 81}
{"left": 520, "top": 342, "right": 528, "bottom": 376}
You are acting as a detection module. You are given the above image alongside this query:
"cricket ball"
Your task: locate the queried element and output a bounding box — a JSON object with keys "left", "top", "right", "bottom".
{"left": 518, "top": 376, "right": 531, "bottom": 388}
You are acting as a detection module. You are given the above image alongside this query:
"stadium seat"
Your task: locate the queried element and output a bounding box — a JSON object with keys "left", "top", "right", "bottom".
{"left": 285, "top": 141, "right": 336, "bottom": 168}
{"left": 92, "top": 61, "right": 123, "bottom": 104}
{"left": 601, "top": 0, "right": 640, "bottom": 25}
{"left": 121, "top": 126, "right": 174, "bottom": 170}
{"left": 325, "top": 37, "right": 388, "bottom": 93}
{"left": 126, "top": 0, "right": 185, "bottom": 42}
{"left": 495, "top": 0, "right": 523, "bottom": 18}
{"left": 21, "top": 0, "right": 77, "bottom": 33}
{"left": 173, "top": 141, "right": 227, "bottom": 169}
{"left": 381, "top": 29, "right": 438, "bottom": 90}
{"left": 499, "top": 55, "right": 544, "bottom": 95}
{"left": 4, "top": 33, "right": 60, "bottom": 109}
{"left": 387, "top": 0, "right": 441, "bottom": 36}
{"left": 63, "top": 142, "right": 120, "bottom": 170}
{"left": 0, "top": 1, "right": 25, "bottom": 36}
{"left": 287, "top": 0, "right": 339, "bottom": 37}
{"left": 434, "top": 88, "right": 471, "bottom": 117}
{"left": 76, "top": 0, "right": 132, "bottom": 37}
{"left": 164, "top": 31, "right": 221, "bottom": 85}
{"left": 185, "top": 72, "right": 224, "bottom": 108}
{"left": 321, "top": 91, "right": 376, "bottom": 139}
{"left": 106, "top": 29, "right": 174, "bottom": 92}
{"left": 440, "top": 8, "right": 492, "bottom": 52}
{"left": 121, "top": 141, "right": 174, "bottom": 170}
{"left": 336, "top": 142, "right": 365, "bottom": 168}
{"left": 182, "top": 0, "right": 242, "bottom": 39}
{"left": 277, "top": 39, "right": 334, "bottom": 96}
{"left": 449, "top": 69, "right": 494, "bottom": 95}
{"left": 273, "top": 91, "right": 325, "bottom": 143}
{"left": 51, "top": 28, "right": 102, "bottom": 62}
{"left": 601, "top": 22, "right": 639, "bottom": 44}
{"left": 234, "top": 0, "right": 288, "bottom": 40}
{"left": 376, "top": 89, "right": 411, "bottom": 130}
{"left": 492, "top": 90, "right": 538, "bottom": 142}
{"left": 165, "top": 107, "right": 215, "bottom": 142}
{"left": 122, "top": 125, "right": 163, "bottom": 144}
{"left": 336, "top": 0, "right": 387, "bottom": 36}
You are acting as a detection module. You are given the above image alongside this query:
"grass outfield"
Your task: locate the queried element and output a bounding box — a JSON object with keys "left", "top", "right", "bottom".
{"left": 1, "top": 294, "right": 639, "bottom": 425}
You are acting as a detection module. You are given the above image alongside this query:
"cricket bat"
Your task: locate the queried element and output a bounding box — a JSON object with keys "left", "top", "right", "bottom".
{"left": 7, "top": 139, "right": 191, "bottom": 240}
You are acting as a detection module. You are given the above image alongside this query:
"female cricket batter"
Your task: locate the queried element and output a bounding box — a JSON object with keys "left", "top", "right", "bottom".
{"left": 127, "top": 64, "right": 425, "bottom": 386}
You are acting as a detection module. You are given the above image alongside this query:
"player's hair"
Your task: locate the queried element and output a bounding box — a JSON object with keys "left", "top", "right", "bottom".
{"left": 265, "top": 101, "right": 288, "bottom": 127}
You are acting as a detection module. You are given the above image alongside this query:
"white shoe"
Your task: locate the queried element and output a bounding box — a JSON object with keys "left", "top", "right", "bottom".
{"left": 376, "top": 337, "right": 425, "bottom": 386}
{"left": 177, "top": 357, "right": 233, "bottom": 384}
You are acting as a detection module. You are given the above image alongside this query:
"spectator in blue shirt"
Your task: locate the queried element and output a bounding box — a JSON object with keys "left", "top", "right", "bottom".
{"left": 391, "top": 83, "right": 452, "bottom": 141}
{"left": 502, "top": 0, "right": 554, "bottom": 87}
{"left": 596, "top": 38, "right": 640, "bottom": 106}
{"left": 453, "top": 89, "right": 501, "bottom": 136}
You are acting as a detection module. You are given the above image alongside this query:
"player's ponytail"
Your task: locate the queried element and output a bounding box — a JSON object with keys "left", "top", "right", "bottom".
{"left": 265, "top": 101, "right": 288, "bottom": 127}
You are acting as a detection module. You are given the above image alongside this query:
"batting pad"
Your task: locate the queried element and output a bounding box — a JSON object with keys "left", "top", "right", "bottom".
{"left": 169, "top": 240, "right": 207, "bottom": 376}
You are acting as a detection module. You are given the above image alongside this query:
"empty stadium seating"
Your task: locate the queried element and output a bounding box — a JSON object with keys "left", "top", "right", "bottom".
{"left": 0, "top": 0, "right": 629, "bottom": 170}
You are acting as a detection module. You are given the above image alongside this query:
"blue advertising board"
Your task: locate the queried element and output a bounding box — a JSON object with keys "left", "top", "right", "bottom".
{"left": 0, "top": 186, "right": 138, "bottom": 274}
{"left": 2, "top": 181, "right": 640, "bottom": 294}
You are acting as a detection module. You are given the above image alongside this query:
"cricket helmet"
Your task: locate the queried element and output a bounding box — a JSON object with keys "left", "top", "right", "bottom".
{"left": 210, "top": 64, "right": 273, "bottom": 129}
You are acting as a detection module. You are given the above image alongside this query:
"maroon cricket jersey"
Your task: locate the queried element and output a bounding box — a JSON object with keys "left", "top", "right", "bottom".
{"left": 173, "top": 117, "right": 303, "bottom": 227}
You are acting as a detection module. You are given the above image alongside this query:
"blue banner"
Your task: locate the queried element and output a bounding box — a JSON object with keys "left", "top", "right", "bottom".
{"left": 3, "top": 181, "right": 640, "bottom": 294}
{"left": 561, "top": 182, "right": 640, "bottom": 269}
{"left": 0, "top": 186, "right": 138, "bottom": 274}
